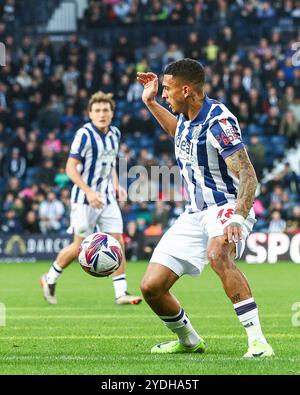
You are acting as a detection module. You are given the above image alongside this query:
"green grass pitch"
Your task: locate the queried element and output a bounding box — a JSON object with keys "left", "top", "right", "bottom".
{"left": 0, "top": 260, "right": 299, "bottom": 375}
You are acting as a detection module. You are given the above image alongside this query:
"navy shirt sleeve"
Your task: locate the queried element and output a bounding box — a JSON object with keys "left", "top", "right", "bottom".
{"left": 207, "top": 117, "right": 244, "bottom": 159}
{"left": 69, "top": 128, "right": 88, "bottom": 161}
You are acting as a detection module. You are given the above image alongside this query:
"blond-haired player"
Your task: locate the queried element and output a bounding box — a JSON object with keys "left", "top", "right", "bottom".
{"left": 40, "top": 91, "right": 142, "bottom": 305}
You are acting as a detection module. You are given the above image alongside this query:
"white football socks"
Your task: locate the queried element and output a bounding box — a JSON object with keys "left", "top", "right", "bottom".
{"left": 112, "top": 274, "right": 127, "bottom": 299}
{"left": 159, "top": 308, "right": 201, "bottom": 347}
{"left": 46, "top": 261, "right": 63, "bottom": 285}
{"left": 234, "top": 297, "right": 267, "bottom": 345}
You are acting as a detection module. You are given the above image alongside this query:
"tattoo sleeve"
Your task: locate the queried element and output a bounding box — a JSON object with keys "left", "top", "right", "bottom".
{"left": 224, "top": 148, "right": 258, "bottom": 219}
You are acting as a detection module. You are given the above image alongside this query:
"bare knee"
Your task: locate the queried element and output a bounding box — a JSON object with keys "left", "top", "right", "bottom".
{"left": 207, "top": 239, "right": 235, "bottom": 275}
{"left": 140, "top": 263, "right": 178, "bottom": 302}
{"left": 140, "top": 278, "right": 161, "bottom": 301}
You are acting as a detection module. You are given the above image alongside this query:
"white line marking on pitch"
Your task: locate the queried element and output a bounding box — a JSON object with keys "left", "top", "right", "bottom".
{"left": 0, "top": 334, "right": 299, "bottom": 340}
{"left": 4, "top": 314, "right": 291, "bottom": 320}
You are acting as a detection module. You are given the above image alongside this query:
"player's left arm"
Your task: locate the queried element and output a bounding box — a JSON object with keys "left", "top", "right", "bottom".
{"left": 112, "top": 167, "right": 127, "bottom": 202}
{"left": 224, "top": 147, "right": 258, "bottom": 243}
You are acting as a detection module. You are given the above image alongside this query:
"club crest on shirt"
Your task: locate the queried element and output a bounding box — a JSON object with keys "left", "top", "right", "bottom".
{"left": 192, "top": 126, "right": 201, "bottom": 140}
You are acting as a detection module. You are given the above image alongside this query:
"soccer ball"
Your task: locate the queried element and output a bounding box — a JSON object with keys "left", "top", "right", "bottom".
{"left": 78, "top": 232, "right": 123, "bottom": 277}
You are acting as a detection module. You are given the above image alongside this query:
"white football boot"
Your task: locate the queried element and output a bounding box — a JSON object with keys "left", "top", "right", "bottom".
{"left": 40, "top": 274, "right": 57, "bottom": 305}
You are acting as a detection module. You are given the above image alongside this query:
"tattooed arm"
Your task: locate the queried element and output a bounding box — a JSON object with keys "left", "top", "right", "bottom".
{"left": 225, "top": 147, "right": 257, "bottom": 218}
{"left": 224, "top": 148, "right": 258, "bottom": 243}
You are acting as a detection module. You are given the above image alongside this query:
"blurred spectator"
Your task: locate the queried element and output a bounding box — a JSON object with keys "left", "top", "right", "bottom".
{"left": 137, "top": 148, "right": 152, "bottom": 168}
{"left": 74, "top": 88, "right": 89, "bottom": 114}
{"left": 111, "top": 34, "right": 134, "bottom": 63}
{"left": 136, "top": 57, "right": 149, "bottom": 73}
{"left": 286, "top": 206, "right": 300, "bottom": 235}
{"left": 56, "top": 143, "right": 71, "bottom": 167}
{"left": 122, "top": 0, "right": 141, "bottom": 24}
{"left": 185, "top": 31, "right": 202, "bottom": 60}
{"left": 25, "top": 140, "right": 42, "bottom": 183}
{"left": 19, "top": 183, "right": 39, "bottom": 204}
{"left": 130, "top": 108, "right": 156, "bottom": 136}
{"left": 59, "top": 33, "right": 86, "bottom": 64}
{"left": 4, "top": 177, "right": 20, "bottom": 199}
{"left": 1, "top": 0, "right": 18, "bottom": 28}
{"left": 270, "top": 185, "right": 285, "bottom": 208}
{"left": 54, "top": 167, "right": 70, "bottom": 190}
{"left": 13, "top": 197, "right": 25, "bottom": 217}
{"left": 4, "top": 147, "right": 26, "bottom": 179}
{"left": 203, "top": 39, "right": 219, "bottom": 63}
{"left": 218, "top": 26, "right": 237, "bottom": 57}
{"left": 146, "top": 35, "right": 167, "bottom": 67}
{"left": 38, "top": 191, "right": 65, "bottom": 234}
{"left": 279, "top": 110, "right": 299, "bottom": 148}
{"left": 10, "top": 126, "right": 27, "bottom": 155}
{"left": 154, "top": 133, "right": 173, "bottom": 156}
{"left": 1, "top": 209, "right": 22, "bottom": 233}
{"left": 127, "top": 78, "right": 143, "bottom": 102}
{"left": 268, "top": 210, "right": 286, "bottom": 233}
{"left": 23, "top": 210, "right": 40, "bottom": 234}
{"left": 280, "top": 163, "right": 300, "bottom": 197}
{"left": 62, "top": 65, "right": 79, "bottom": 97}
{"left": 151, "top": 201, "right": 170, "bottom": 230}
{"left": 44, "top": 130, "right": 62, "bottom": 154}
{"left": 2, "top": 192, "right": 14, "bottom": 212}
{"left": 59, "top": 187, "right": 71, "bottom": 209}
{"left": 263, "top": 106, "right": 280, "bottom": 136}
{"left": 247, "top": 136, "right": 266, "bottom": 180}
{"left": 36, "top": 35, "right": 56, "bottom": 62}
{"left": 168, "top": 1, "right": 190, "bottom": 25}
{"left": 37, "top": 101, "right": 60, "bottom": 132}
{"left": 256, "top": 1, "right": 276, "bottom": 19}
{"left": 113, "top": 0, "right": 131, "bottom": 23}
{"left": 162, "top": 43, "right": 184, "bottom": 68}
{"left": 256, "top": 184, "right": 270, "bottom": 211}
{"left": 288, "top": 96, "right": 300, "bottom": 124}
{"left": 0, "top": 140, "right": 5, "bottom": 177}
{"left": 35, "top": 159, "right": 56, "bottom": 188}
{"left": 279, "top": 86, "right": 295, "bottom": 112}
{"left": 143, "top": 0, "right": 168, "bottom": 24}
{"left": 248, "top": 88, "right": 264, "bottom": 124}
{"left": 123, "top": 220, "right": 141, "bottom": 261}
{"left": 58, "top": 187, "right": 71, "bottom": 231}
{"left": 16, "top": 68, "right": 32, "bottom": 90}
{"left": 82, "top": 0, "right": 107, "bottom": 28}
{"left": 11, "top": 110, "right": 29, "bottom": 130}
{"left": 115, "top": 74, "right": 130, "bottom": 101}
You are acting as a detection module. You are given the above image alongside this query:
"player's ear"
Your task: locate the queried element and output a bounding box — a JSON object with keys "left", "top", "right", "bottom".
{"left": 182, "top": 85, "right": 192, "bottom": 98}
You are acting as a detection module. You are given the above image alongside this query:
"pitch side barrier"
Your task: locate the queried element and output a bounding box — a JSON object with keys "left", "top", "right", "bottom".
{"left": 0, "top": 233, "right": 299, "bottom": 263}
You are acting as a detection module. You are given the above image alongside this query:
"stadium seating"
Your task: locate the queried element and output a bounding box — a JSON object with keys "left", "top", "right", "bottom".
{"left": 0, "top": 0, "right": 299, "bottom": 258}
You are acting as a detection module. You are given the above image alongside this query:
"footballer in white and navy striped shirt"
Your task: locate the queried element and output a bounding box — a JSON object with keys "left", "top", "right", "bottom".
{"left": 137, "top": 59, "right": 274, "bottom": 358}
{"left": 40, "top": 91, "right": 142, "bottom": 306}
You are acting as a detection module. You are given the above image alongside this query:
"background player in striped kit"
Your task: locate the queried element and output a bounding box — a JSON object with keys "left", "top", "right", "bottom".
{"left": 137, "top": 59, "right": 273, "bottom": 358}
{"left": 40, "top": 91, "right": 142, "bottom": 306}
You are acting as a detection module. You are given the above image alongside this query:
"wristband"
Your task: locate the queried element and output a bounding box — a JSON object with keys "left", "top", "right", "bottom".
{"left": 226, "top": 214, "right": 245, "bottom": 226}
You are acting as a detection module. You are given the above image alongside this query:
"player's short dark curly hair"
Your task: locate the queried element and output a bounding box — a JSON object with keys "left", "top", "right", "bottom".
{"left": 164, "top": 58, "right": 205, "bottom": 87}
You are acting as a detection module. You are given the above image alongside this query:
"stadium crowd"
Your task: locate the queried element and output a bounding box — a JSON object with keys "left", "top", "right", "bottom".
{"left": 0, "top": 0, "right": 300, "bottom": 259}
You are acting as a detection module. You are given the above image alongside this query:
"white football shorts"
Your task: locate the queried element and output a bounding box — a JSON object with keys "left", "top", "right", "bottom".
{"left": 67, "top": 200, "right": 123, "bottom": 238}
{"left": 150, "top": 202, "right": 256, "bottom": 277}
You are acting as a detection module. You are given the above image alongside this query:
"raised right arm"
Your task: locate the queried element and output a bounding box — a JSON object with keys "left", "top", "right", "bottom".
{"left": 137, "top": 72, "right": 177, "bottom": 137}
